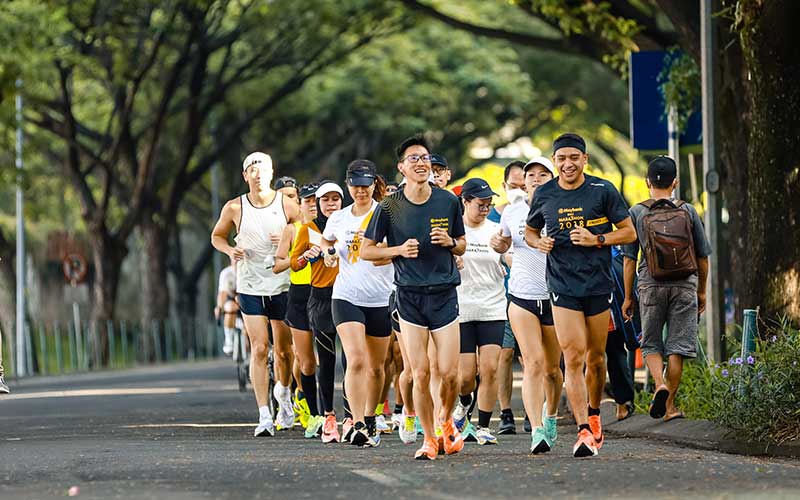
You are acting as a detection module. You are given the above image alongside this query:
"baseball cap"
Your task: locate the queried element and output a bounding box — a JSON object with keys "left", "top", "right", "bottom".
{"left": 273, "top": 176, "right": 297, "bottom": 190}
{"left": 460, "top": 178, "right": 497, "bottom": 199}
{"left": 299, "top": 183, "right": 319, "bottom": 199}
{"left": 430, "top": 154, "right": 449, "bottom": 169}
{"left": 346, "top": 160, "right": 377, "bottom": 187}
{"left": 523, "top": 156, "right": 555, "bottom": 176}
{"left": 647, "top": 156, "right": 677, "bottom": 183}
{"left": 242, "top": 151, "right": 272, "bottom": 171}
{"left": 315, "top": 182, "right": 343, "bottom": 198}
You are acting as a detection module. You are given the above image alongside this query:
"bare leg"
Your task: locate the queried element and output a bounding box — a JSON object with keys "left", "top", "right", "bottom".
{"left": 365, "top": 335, "right": 391, "bottom": 416}
{"left": 400, "top": 320, "right": 434, "bottom": 437}
{"left": 242, "top": 314, "right": 270, "bottom": 409}
{"left": 552, "top": 307, "right": 590, "bottom": 427}
{"left": 585, "top": 311, "right": 610, "bottom": 410}
{"left": 664, "top": 354, "right": 684, "bottom": 417}
{"left": 497, "top": 348, "right": 514, "bottom": 410}
{"left": 338, "top": 322, "right": 369, "bottom": 423}
{"left": 270, "top": 319, "right": 293, "bottom": 387}
{"left": 476, "top": 344, "right": 500, "bottom": 415}
{"left": 432, "top": 321, "right": 461, "bottom": 418}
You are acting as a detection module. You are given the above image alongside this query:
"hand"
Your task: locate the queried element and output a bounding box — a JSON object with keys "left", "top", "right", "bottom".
{"left": 569, "top": 226, "right": 599, "bottom": 247}
{"left": 622, "top": 297, "right": 636, "bottom": 321}
{"left": 697, "top": 291, "right": 706, "bottom": 315}
{"left": 323, "top": 250, "right": 338, "bottom": 268}
{"left": 213, "top": 306, "right": 221, "bottom": 320}
{"left": 455, "top": 255, "right": 464, "bottom": 270}
{"left": 490, "top": 229, "right": 507, "bottom": 253}
{"left": 399, "top": 238, "right": 419, "bottom": 259}
{"left": 536, "top": 236, "right": 555, "bottom": 254}
{"left": 430, "top": 227, "right": 453, "bottom": 248}
{"left": 269, "top": 232, "right": 281, "bottom": 247}
{"left": 303, "top": 245, "right": 321, "bottom": 262}
{"left": 228, "top": 247, "right": 246, "bottom": 262}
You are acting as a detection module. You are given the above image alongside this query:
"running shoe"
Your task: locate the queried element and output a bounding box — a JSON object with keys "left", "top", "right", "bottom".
{"left": 530, "top": 427, "right": 551, "bottom": 455}
{"left": 415, "top": 416, "right": 424, "bottom": 436}
{"left": 414, "top": 437, "right": 439, "bottom": 460}
{"left": 452, "top": 399, "right": 469, "bottom": 431}
{"left": 350, "top": 422, "right": 369, "bottom": 447}
{"left": 461, "top": 421, "right": 478, "bottom": 442}
{"left": 321, "top": 415, "right": 340, "bottom": 443}
{"left": 254, "top": 418, "right": 275, "bottom": 438}
{"left": 399, "top": 415, "right": 417, "bottom": 444}
{"left": 376, "top": 414, "right": 392, "bottom": 434}
{"left": 274, "top": 384, "right": 294, "bottom": 430}
{"left": 0, "top": 376, "right": 9, "bottom": 394}
{"left": 475, "top": 426, "right": 498, "bottom": 445}
{"left": 365, "top": 425, "right": 381, "bottom": 448}
{"left": 391, "top": 412, "right": 403, "bottom": 430}
{"left": 441, "top": 418, "right": 465, "bottom": 455}
{"left": 543, "top": 403, "right": 558, "bottom": 445}
{"left": 497, "top": 411, "right": 516, "bottom": 435}
{"left": 523, "top": 414, "right": 532, "bottom": 433}
{"left": 572, "top": 428, "right": 598, "bottom": 458}
{"left": 304, "top": 415, "right": 324, "bottom": 439}
{"left": 293, "top": 393, "right": 311, "bottom": 429}
{"left": 588, "top": 415, "right": 604, "bottom": 449}
{"left": 341, "top": 417, "right": 354, "bottom": 443}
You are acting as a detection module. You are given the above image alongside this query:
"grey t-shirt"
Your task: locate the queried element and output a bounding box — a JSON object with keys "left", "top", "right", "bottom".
{"left": 622, "top": 199, "right": 712, "bottom": 289}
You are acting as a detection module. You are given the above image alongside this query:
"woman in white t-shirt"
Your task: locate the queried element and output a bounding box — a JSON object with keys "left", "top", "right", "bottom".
{"left": 491, "top": 157, "right": 562, "bottom": 455}
{"left": 321, "top": 159, "right": 394, "bottom": 447}
{"left": 452, "top": 178, "right": 507, "bottom": 446}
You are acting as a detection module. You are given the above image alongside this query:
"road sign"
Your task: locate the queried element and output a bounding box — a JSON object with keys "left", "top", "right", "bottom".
{"left": 62, "top": 253, "right": 89, "bottom": 285}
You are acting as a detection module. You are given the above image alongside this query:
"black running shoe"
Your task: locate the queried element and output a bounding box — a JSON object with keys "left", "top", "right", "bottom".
{"left": 523, "top": 414, "right": 532, "bottom": 433}
{"left": 497, "top": 411, "right": 516, "bottom": 435}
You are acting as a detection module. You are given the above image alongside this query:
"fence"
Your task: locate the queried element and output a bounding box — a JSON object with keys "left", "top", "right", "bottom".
{"left": 2, "top": 317, "right": 224, "bottom": 378}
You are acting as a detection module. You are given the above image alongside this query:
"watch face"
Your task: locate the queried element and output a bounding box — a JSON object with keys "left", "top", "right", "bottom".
{"left": 598, "top": 235, "right": 605, "bottom": 244}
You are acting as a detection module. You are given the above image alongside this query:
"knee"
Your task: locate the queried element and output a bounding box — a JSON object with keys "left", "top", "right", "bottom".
{"left": 440, "top": 370, "right": 458, "bottom": 388}
{"left": 251, "top": 342, "right": 268, "bottom": 362}
{"left": 544, "top": 364, "right": 562, "bottom": 383}
{"left": 412, "top": 366, "right": 431, "bottom": 386}
{"left": 367, "top": 364, "right": 384, "bottom": 381}
{"left": 523, "top": 355, "right": 544, "bottom": 376}
{"left": 347, "top": 353, "right": 366, "bottom": 373}
{"left": 587, "top": 352, "right": 605, "bottom": 371}
{"left": 300, "top": 358, "right": 316, "bottom": 376}
{"left": 274, "top": 346, "right": 292, "bottom": 363}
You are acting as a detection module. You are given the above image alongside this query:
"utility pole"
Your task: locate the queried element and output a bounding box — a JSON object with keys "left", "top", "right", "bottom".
{"left": 15, "top": 79, "right": 27, "bottom": 377}
{"left": 211, "top": 162, "right": 222, "bottom": 285}
{"left": 668, "top": 105, "right": 680, "bottom": 197}
{"left": 701, "top": 0, "right": 724, "bottom": 362}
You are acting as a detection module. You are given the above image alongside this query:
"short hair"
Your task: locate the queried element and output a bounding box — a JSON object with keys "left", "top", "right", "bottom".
{"left": 503, "top": 160, "right": 526, "bottom": 182}
{"left": 396, "top": 134, "right": 431, "bottom": 161}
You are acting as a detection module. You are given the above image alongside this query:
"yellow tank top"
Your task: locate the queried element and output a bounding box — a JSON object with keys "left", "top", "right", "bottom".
{"left": 289, "top": 221, "right": 312, "bottom": 285}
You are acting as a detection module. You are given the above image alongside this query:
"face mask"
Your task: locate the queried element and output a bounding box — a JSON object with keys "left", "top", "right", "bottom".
{"left": 506, "top": 188, "right": 527, "bottom": 204}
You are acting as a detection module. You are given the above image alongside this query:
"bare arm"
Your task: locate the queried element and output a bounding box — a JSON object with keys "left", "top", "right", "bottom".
{"left": 283, "top": 194, "right": 300, "bottom": 223}
{"left": 524, "top": 226, "right": 555, "bottom": 253}
{"left": 272, "top": 223, "right": 296, "bottom": 274}
{"left": 622, "top": 256, "right": 637, "bottom": 321}
{"left": 430, "top": 227, "right": 466, "bottom": 256}
{"left": 361, "top": 237, "right": 419, "bottom": 261}
{"left": 211, "top": 200, "right": 244, "bottom": 261}
{"left": 696, "top": 257, "right": 709, "bottom": 314}
{"left": 569, "top": 217, "right": 637, "bottom": 247}
{"left": 490, "top": 229, "right": 511, "bottom": 254}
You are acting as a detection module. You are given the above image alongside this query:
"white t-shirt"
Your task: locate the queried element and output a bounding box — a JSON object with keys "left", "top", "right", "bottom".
{"left": 323, "top": 201, "right": 394, "bottom": 307}
{"left": 218, "top": 266, "right": 236, "bottom": 295}
{"left": 500, "top": 198, "right": 548, "bottom": 300}
{"left": 457, "top": 220, "right": 507, "bottom": 322}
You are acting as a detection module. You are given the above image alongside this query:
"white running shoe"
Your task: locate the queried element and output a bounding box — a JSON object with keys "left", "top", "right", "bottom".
{"left": 376, "top": 414, "right": 391, "bottom": 434}
{"left": 0, "top": 376, "right": 9, "bottom": 394}
{"left": 254, "top": 418, "right": 275, "bottom": 437}
{"left": 452, "top": 400, "right": 468, "bottom": 431}
{"left": 390, "top": 412, "right": 403, "bottom": 430}
{"left": 399, "top": 414, "right": 417, "bottom": 444}
{"left": 475, "top": 426, "right": 498, "bottom": 445}
{"left": 222, "top": 328, "right": 234, "bottom": 356}
{"left": 274, "top": 384, "right": 294, "bottom": 430}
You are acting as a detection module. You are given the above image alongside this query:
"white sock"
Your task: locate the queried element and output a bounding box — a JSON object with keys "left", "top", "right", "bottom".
{"left": 223, "top": 327, "right": 235, "bottom": 343}
{"left": 259, "top": 405, "right": 272, "bottom": 422}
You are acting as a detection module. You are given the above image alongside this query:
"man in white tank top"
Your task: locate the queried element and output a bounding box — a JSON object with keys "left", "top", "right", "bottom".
{"left": 212, "top": 151, "right": 300, "bottom": 437}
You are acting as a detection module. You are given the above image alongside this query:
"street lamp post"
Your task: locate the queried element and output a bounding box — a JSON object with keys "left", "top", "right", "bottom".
{"left": 15, "top": 79, "right": 27, "bottom": 377}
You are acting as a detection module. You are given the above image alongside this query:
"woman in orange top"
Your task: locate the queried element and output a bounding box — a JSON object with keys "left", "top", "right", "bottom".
{"left": 290, "top": 181, "right": 347, "bottom": 444}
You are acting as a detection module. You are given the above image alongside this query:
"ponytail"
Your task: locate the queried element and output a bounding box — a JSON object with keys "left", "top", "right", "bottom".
{"left": 373, "top": 175, "right": 387, "bottom": 202}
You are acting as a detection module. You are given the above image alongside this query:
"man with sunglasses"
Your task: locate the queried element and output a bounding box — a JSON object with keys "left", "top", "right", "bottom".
{"left": 362, "top": 135, "right": 466, "bottom": 460}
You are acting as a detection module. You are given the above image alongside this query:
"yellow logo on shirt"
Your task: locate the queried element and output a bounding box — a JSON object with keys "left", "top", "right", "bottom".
{"left": 430, "top": 217, "right": 449, "bottom": 229}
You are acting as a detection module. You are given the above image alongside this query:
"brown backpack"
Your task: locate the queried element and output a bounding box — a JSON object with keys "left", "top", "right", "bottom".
{"left": 639, "top": 198, "right": 698, "bottom": 281}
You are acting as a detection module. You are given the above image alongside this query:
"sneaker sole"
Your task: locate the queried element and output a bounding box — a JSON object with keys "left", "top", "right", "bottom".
{"left": 497, "top": 428, "right": 516, "bottom": 435}
{"left": 414, "top": 453, "right": 436, "bottom": 460}
{"left": 351, "top": 432, "right": 368, "bottom": 447}
{"left": 573, "top": 443, "right": 597, "bottom": 458}
{"left": 531, "top": 440, "right": 551, "bottom": 454}
{"left": 254, "top": 429, "right": 274, "bottom": 438}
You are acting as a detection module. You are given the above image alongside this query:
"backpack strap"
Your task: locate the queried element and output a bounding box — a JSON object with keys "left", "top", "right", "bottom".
{"left": 643, "top": 198, "right": 679, "bottom": 210}
{"left": 638, "top": 199, "right": 656, "bottom": 209}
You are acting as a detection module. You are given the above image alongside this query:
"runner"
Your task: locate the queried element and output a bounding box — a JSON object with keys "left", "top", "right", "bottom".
{"left": 211, "top": 151, "right": 300, "bottom": 437}
{"left": 430, "top": 154, "right": 451, "bottom": 189}
{"left": 388, "top": 288, "right": 418, "bottom": 444}
{"left": 274, "top": 176, "right": 299, "bottom": 203}
{"left": 274, "top": 183, "right": 324, "bottom": 438}
{"left": 0, "top": 329, "right": 8, "bottom": 394}
{"left": 492, "top": 157, "right": 563, "bottom": 454}
{"left": 488, "top": 160, "right": 526, "bottom": 435}
{"left": 321, "top": 160, "right": 394, "bottom": 447}
{"left": 526, "top": 134, "right": 636, "bottom": 457}
{"left": 452, "top": 178, "right": 505, "bottom": 446}
{"left": 362, "top": 135, "right": 466, "bottom": 460}
{"left": 214, "top": 259, "right": 239, "bottom": 356}
{"left": 290, "top": 181, "right": 350, "bottom": 443}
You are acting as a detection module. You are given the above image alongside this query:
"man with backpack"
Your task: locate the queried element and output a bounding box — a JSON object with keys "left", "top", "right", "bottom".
{"left": 621, "top": 156, "right": 711, "bottom": 422}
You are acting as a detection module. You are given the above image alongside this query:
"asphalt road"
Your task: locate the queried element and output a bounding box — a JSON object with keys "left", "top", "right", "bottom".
{"left": 2, "top": 360, "right": 799, "bottom": 499}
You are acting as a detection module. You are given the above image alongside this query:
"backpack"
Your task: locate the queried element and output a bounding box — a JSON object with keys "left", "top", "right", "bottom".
{"left": 639, "top": 198, "right": 698, "bottom": 281}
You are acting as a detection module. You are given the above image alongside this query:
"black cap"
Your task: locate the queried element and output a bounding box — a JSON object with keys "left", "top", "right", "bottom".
{"left": 346, "top": 159, "right": 377, "bottom": 187}
{"left": 299, "top": 183, "right": 319, "bottom": 199}
{"left": 460, "top": 178, "right": 497, "bottom": 199}
{"left": 273, "top": 176, "right": 297, "bottom": 190}
{"left": 647, "top": 156, "right": 677, "bottom": 184}
{"left": 430, "top": 154, "right": 449, "bottom": 169}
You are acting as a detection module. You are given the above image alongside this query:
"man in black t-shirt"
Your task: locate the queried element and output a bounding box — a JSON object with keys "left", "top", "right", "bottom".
{"left": 526, "top": 133, "right": 636, "bottom": 458}
{"left": 362, "top": 135, "right": 467, "bottom": 461}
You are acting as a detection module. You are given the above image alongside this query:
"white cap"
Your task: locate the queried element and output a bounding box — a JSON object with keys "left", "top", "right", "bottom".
{"left": 315, "top": 182, "right": 343, "bottom": 198}
{"left": 242, "top": 152, "right": 272, "bottom": 171}
{"left": 524, "top": 156, "right": 555, "bottom": 176}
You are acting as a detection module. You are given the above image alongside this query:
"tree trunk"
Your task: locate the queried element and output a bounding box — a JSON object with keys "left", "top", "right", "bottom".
{"left": 140, "top": 218, "right": 172, "bottom": 325}
{"left": 0, "top": 234, "right": 15, "bottom": 374}
{"left": 89, "top": 231, "right": 127, "bottom": 366}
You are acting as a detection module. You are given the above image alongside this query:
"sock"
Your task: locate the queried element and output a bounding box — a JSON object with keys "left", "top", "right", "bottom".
{"left": 394, "top": 404, "right": 403, "bottom": 415}
{"left": 459, "top": 394, "right": 472, "bottom": 407}
{"left": 354, "top": 421, "right": 367, "bottom": 431}
{"left": 300, "top": 373, "right": 319, "bottom": 416}
{"left": 296, "top": 390, "right": 305, "bottom": 400}
{"left": 478, "top": 410, "right": 492, "bottom": 428}
{"left": 375, "top": 403, "right": 384, "bottom": 415}
{"left": 501, "top": 408, "right": 513, "bottom": 417}
{"left": 259, "top": 405, "right": 272, "bottom": 422}
{"left": 223, "top": 327, "right": 235, "bottom": 344}
{"left": 588, "top": 406, "right": 601, "bottom": 417}
{"left": 579, "top": 423, "right": 591, "bottom": 433}
{"left": 365, "top": 415, "right": 376, "bottom": 433}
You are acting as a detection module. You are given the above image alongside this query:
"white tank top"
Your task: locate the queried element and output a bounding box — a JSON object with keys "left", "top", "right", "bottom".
{"left": 234, "top": 192, "right": 291, "bottom": 296}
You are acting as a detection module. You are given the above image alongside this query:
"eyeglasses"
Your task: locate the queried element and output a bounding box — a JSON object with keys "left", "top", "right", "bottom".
{"left": 401, "top": 154, "right": 432, "bottom": 164}
{"left": 275, "top": 176, "right": 297, "bottom": 188}
{"left": 475, "top": 202, "right": 495, "bottom": 212}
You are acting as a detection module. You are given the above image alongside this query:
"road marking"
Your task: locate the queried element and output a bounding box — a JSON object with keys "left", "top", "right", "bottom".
{"left": 123, "top": 423, "right": 256, "bottom": 429}
{"left": 2, "top": 387, "right": 183, "bottom": 400}
{"left": 351, "top": 470, "right": 404, "bottom": 487}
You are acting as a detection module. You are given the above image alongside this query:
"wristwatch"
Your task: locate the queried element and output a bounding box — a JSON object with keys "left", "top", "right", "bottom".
{"left": 597, "top": 234, "right": 606, "bottom": 247}
{"left": 449, "top": 236, "right": 457, "bottom": 249}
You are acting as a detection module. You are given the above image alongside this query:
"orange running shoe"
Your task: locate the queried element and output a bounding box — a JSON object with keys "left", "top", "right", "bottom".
{"left": 321, "top": 415, "right": 339, "bottom": 444}
{"left": 588, "top": 415, "right": 604, "bottom": 449}
{"left": 441, "top": 418, "right": 465, "bottom": 455}
{"left": 414, "top": 436, "right": 439, "bottom": 460}
{"left": 572, "top": 428, "right": 598, "bottom": 458}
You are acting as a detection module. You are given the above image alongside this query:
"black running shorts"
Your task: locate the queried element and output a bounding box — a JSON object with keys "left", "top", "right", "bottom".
{"left": 239, "top": 292, "right": 288, "bottom": 319}
{"left": 459, "top": 320, "right": 505, "bottom": 353}
{"left": 396, "top": 286, "right": 459, "bottom": 332}
{"left": 508, "top": 295, "right": 554, "bottom": 326}
{"left": 308, "top": 286, "right": 335, "bottom": 333}
{"left": 331, "top": 299, "right": 392, "bottom": 338}
{"left": 285, "top": 284, "right": 311, "bottom": 331}
{"left": 550, "top": 292, "right": 613, "bottom": 317}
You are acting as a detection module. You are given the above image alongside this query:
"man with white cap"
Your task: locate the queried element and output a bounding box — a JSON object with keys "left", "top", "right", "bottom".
{"left": 211, "top": 151, "right": 300, "bottom": 437}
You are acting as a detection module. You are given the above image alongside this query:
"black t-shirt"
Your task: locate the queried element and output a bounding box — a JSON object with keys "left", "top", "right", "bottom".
{"left": 527, "top": 174, "right": 631, "bottom": 297}
{"left": 365, "top": 187, "right": 465, "bottom": 290}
